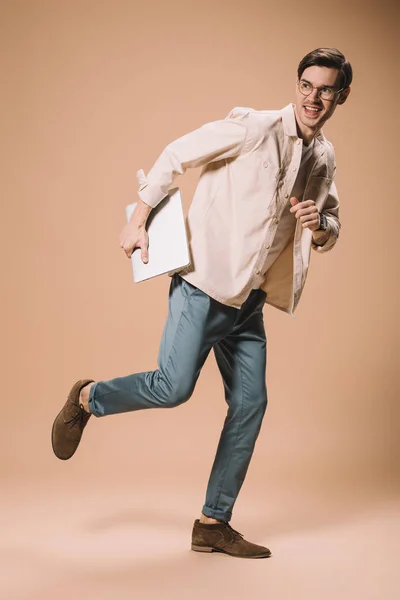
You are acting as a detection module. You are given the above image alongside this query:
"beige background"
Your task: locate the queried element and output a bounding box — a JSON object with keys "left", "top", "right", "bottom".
{"left": 1, "top": 0, "right": 399, "bottom": 598}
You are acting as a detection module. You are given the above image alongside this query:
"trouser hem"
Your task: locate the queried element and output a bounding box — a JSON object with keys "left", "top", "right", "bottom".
{"left": 202, "top": 505, "right": 232, "bottom": 522}
{"left": 88, "top": 381, "right": 103, "bottom": 417}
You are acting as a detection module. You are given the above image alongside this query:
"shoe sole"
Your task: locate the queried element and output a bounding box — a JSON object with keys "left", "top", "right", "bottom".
{"left": 191, "top": 544, "right": 271, "bottom": 558}
{"left": 51, "top": 408, "right": 76, "bottom": 461}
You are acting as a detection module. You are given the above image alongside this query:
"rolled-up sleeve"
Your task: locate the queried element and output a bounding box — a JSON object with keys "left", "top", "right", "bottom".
{"left": 312, "top": 180, "right": 341, "bottom": 253}
{"left": 136, "top": 117, "right": 248, "bottom": 208}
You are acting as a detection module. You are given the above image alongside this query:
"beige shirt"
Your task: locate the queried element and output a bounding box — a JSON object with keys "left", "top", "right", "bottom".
{"left": 137, "top": 104, "right": 340, "bottom": 314}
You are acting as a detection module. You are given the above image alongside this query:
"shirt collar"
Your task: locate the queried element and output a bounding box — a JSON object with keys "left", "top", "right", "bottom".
{"left": 281, "top": 103, "right": 298, "bottom": 137}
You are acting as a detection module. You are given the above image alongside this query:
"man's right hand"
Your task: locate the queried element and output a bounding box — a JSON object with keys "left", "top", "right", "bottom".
{"left": 119, "top": 198, "right": 152, "bottom": 262}
{"left": 119, "top": 222, "right": 149, "bottom": 262}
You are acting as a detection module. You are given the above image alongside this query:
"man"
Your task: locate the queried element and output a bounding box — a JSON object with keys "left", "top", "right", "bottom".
{"left": 52, "top": 48, "right": 352, "bottom": 559}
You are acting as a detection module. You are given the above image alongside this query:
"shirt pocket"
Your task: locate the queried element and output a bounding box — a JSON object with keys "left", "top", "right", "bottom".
{"left": 243, "top": 154, "right": 281, "bottom": 202}
{"left": 258, "top": 154, "right": 281, "bottom": 180}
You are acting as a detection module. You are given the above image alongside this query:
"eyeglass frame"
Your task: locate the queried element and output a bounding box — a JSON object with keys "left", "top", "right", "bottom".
{"left": 297, "top": 78, "right": 345, "bottom": 102}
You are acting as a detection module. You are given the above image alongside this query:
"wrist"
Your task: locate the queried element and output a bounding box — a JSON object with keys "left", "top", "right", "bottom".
{"left": 317, "top": 212, "right": 328, "bottom": 231}
{"left": 130, "top": 199, "right": 152, "bottom": 228}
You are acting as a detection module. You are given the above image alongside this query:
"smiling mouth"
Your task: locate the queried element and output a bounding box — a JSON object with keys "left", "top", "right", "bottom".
{"left": 303, "top": 105, "right": 323, "bottom": 117}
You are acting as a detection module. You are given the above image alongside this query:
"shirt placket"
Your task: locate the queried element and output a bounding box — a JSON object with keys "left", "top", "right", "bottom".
{"left": 253, "top": 138, "right": 303, "bottom": 282}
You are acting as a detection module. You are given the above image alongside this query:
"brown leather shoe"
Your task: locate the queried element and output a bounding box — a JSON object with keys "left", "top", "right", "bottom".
{"left": 191, "top": 519, "right": 271, "bottom": 558}
{"left": 51, "top": 379, "right": 94, "bottom": 460}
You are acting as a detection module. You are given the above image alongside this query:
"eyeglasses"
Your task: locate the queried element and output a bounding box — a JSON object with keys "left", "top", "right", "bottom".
{"left": 297, "top": 79, "right": 344, "bottom": 102}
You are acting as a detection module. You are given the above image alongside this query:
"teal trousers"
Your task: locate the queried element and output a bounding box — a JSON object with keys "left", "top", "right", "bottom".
{"left": 89, "top": 274, "right": 268, "bottom": 522}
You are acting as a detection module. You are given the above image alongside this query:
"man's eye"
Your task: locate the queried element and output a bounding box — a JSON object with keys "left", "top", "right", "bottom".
{"left": 302, "top": 82, "right": 312, "bottom": 89}
{"left": 321, "top": 87, "right": 331, "bottom": 94}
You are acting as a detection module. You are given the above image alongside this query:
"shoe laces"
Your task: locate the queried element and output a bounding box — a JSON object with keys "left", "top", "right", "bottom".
{"left": 225, "top": 523, "right": 244, "bottom": 541}
{"left": 66, "top": 401, "right": 88, "bottom": 427}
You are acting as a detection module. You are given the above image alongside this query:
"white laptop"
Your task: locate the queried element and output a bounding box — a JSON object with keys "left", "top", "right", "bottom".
{"left": 125, "top": 187, "right": 191, "bottom": 283}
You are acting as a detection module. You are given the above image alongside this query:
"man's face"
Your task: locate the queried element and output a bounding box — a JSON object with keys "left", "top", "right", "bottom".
{"left": 294, "top": 65, "right": 349, "bottom": 136}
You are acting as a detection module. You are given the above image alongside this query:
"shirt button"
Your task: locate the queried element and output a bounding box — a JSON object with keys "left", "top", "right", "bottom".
{"left": 292, "top": 167, "right": 296, "bottom": 172}
{"left": 273, "top": 217, "right": 279, "bottom": 224}
{"left": 296, "top": 139, "right": 301, "bottom": 145}
{"left": 263, "top": 161, "right": 268, "bottom": 168}
{"left": 264, "top": 243, "right": 271, "bottom": 250}
{"left": 255, "top": 269, "right": 261, "bottom": 275}
{"left": 284, "top": 193, "right": 289, "bottom": 198}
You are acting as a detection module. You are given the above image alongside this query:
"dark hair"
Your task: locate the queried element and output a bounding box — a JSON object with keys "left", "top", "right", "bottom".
{"left": 298, "top": 48, "right": 353, "bottom": 89}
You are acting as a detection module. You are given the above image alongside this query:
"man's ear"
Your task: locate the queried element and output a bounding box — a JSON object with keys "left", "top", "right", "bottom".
{"left": 338, "top": 86, "right": 351, "bottom": 105}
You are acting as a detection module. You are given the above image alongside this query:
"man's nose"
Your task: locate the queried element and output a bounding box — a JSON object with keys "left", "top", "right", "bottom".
{"left": 309, "top": 87, "right": 320, "bottom": 101}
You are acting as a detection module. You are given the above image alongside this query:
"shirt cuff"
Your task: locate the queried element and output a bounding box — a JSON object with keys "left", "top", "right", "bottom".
{"left": 136, "top": 169, "right": 168, "bottom": 209}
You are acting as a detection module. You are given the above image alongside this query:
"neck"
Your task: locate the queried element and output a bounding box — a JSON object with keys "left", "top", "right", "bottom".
{"left": 296, "top": 122, "right": 317, "bottom": 146}
{"left": 293, "top": 106, "right": 318, "bottom": 145}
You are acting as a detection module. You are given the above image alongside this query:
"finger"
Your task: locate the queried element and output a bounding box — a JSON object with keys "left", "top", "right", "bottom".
{"left": 289, "top": 197, "right": 300, "bottom": 212}
{"left": 299, "top": 210, "right": 318, "bottom": 222}
{"left": 292, "top": 202, "right": 314, "bottom": 215}
{"left": 122, "top": 244, "right": 133, "bottom": 258}
{"left": 302, "top": 218, "right": 319, "bottom": 228}
{"left": 300, "top": 200, "right": 316, "bottom": 208}
{"left": 290, "top": 202, "right": 316, "bottom": 215}
{"left": 140, "top": 241, "right": 149, "bottom": 264}
{"left": 292, "top": 203, "right": 316, "bottom": 215}
{"left": 295, "top": 207, "right": 319, "bottom": 219}
{"left": 300, "top": 213, "right": 319, "bottom": 224}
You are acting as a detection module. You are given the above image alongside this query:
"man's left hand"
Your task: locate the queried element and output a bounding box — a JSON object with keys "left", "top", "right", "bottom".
{"left": 289, "top": 197, "right": 320, "bottom": 231}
